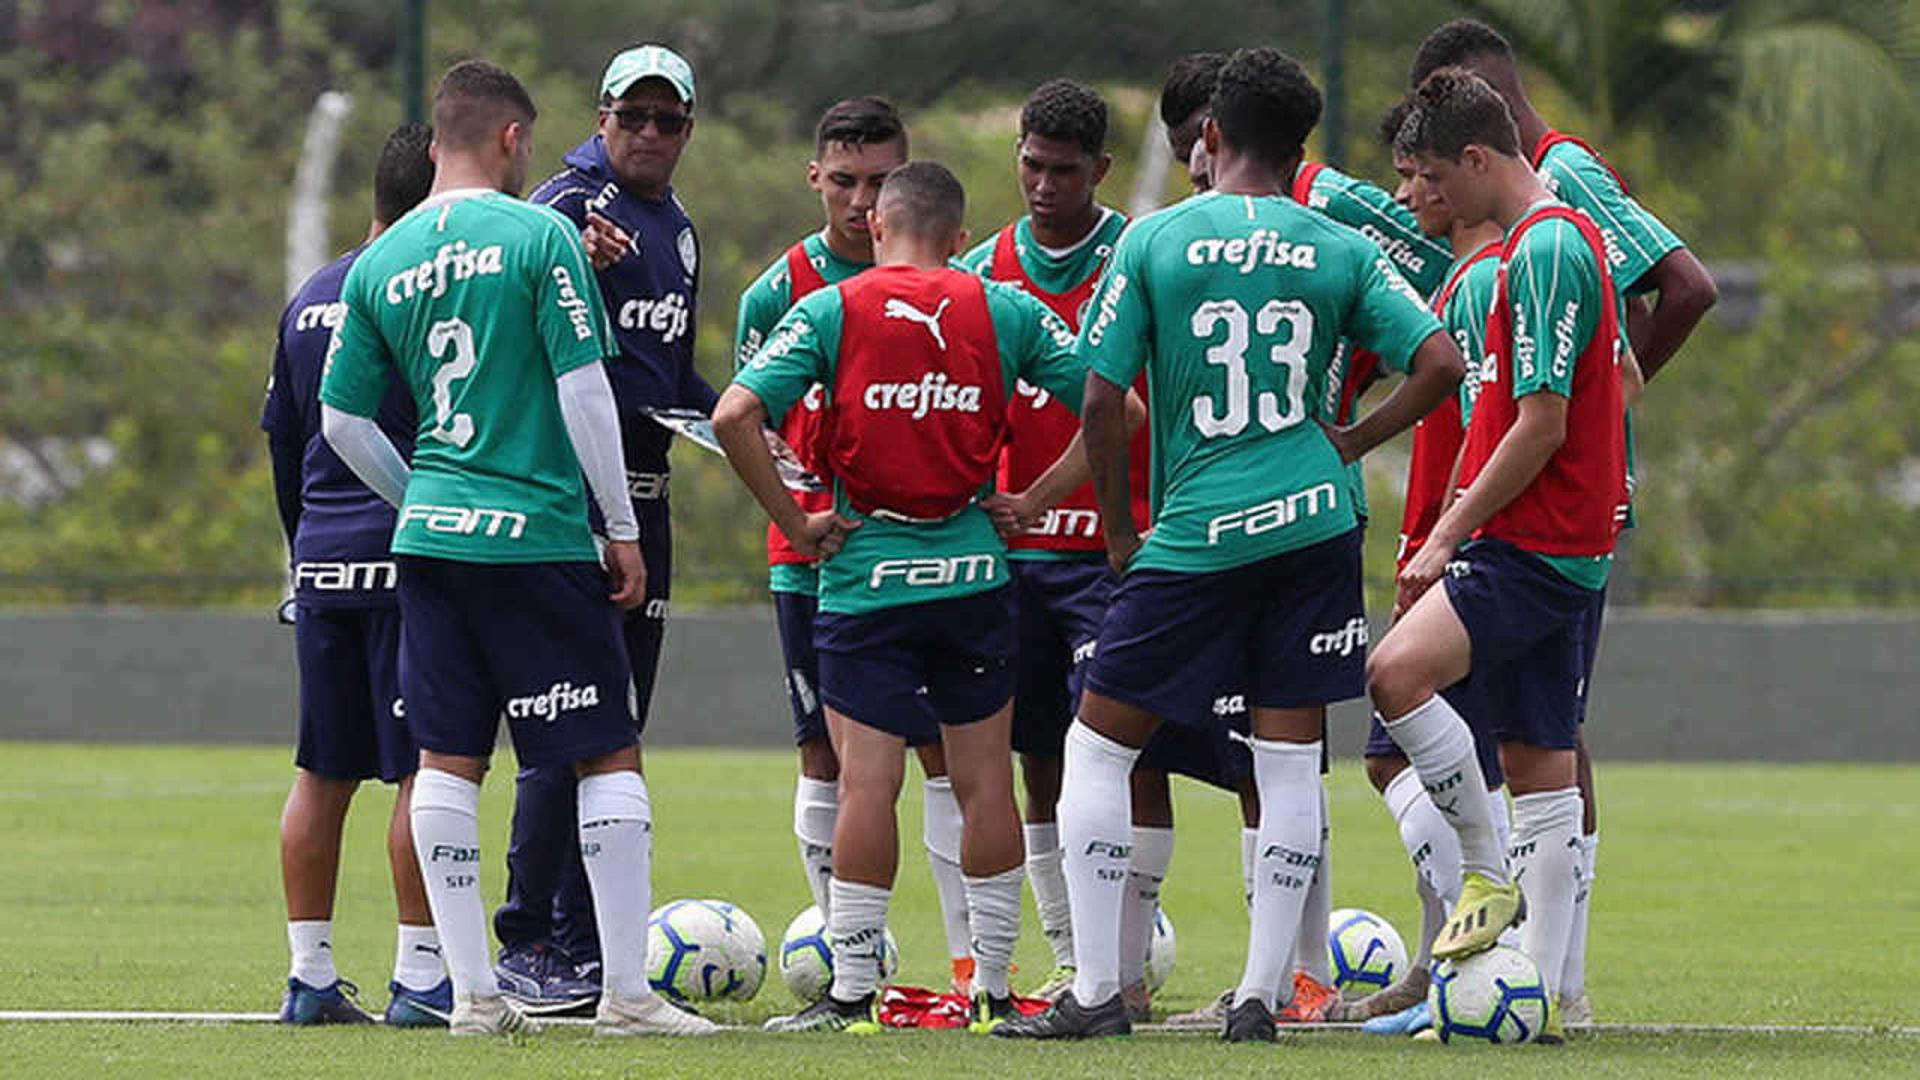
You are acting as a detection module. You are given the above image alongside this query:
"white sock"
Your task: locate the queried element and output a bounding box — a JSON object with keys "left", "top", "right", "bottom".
{"left": 964, "top": 866, "right": 1024, "bottom": 997}
{"left": 1058, "top": 721, "right": 1141, "bottom": 1007}
{"left": 1384, "top": 765, "right": 1464, "bottom": 910}
{"left": 1562, "top": 832, "right": 1598, "bottom": 999}
{"left": 393, "top": 924, "right": 444, "bottom": 992}
{"left": 827, "top": 878, "right": 892, "bottom": 1002}
{"left": 1490, "top": 785, "right": 1513, "bottom": 865}
{"left": 1511, "top": 787, "right": 1582, "bottom": 995}
{"left": 1293, "top": 785, "right": 1333, "bottom": 984}
{"left": 1024, "top": 823, "right": 1075, "bottom": 969}
{"left": 1240, "top": 827, "right": 1258, "bottom": 907}
{"left": 578, "top": 770, "right": 654, "bottom": 1001}
{"left": 287, "top": 920, "right": 338, "bottom": 988}
{"left": 794, "top": 776, "right": 838, "bottom": 919}
{"left": 1118, "top": 826, "right": 1174, "bottom": 988}
{"left": 921, "top": 777, "right": 972, "bottom": 962}
{"left": 1235, "top": 739, "right": 1322, "bottom": 1011}
{"left": 410, "top": 768, "right": 491, "bottom": 1000}
{"left": 1382, "top": 696, "right": 1506, "bottom": 882}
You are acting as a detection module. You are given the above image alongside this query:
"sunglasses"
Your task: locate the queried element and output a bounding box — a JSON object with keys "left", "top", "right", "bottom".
{"left": 604, "top": 106, "right": 690, "bottom": 136}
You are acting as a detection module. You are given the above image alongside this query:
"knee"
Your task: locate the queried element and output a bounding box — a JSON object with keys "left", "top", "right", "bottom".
{"left": 1365, "top": 754, "right": 1408, "bottom": 795}
{"left": 1365, "top": 645, "right": 1428, "bottom": 719}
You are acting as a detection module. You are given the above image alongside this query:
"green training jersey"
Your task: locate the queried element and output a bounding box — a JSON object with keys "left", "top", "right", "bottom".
{"left": 321, "top": 188, "right": 616, "bottom": 564}
{"left": 734, "top": 231, "right": 871, "bottom": 594}
{"left": 1447, "top": 242, "right": 1502, "bottom": 427}
{"left": 955, "top": 207, "right": 1128, "bottom": 296}
{"left": 1295, "top": 162, "right": 1452, "bottom": 298}
{"left": 1081, "top": 191, "right": 1442, "bottom": 575}
{"left": 1488, "top": 202, "right": 1613, "bottom": 589}
{"left": 734, "top": 277, "right": 1086, "bottom": 615}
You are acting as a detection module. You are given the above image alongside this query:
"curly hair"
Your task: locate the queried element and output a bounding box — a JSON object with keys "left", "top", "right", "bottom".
{"left": 1209, "top": 48, "right": 1321, "bottom": 167}
{"left": 1409, "top": 19, "right": 1514, "bottom": 88}
{"left": 1021, "top": 79, "right": 1108, "bottom": 156}
{"left": 1395, "top": 67, "right": 1519, "bottom": 160}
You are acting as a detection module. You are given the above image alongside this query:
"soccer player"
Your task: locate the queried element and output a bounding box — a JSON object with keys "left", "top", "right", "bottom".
{"left": 716, "top": 161, "right": 1093, "bottom": 1033}
{"left": 1409, "top": 19, "right": 1717, "bottom": 1021}
{"left": 996, "top": 48, "right": 1464, "bottom": 1042}
{"left": 264, "top": 122, "right": 445, "bottom": 1027}
{"left": 953, "top": 77, "right": 1132, "bottom": 1006}
{"left": 320, "top": 59, "right": 715, "bottom": 1038}
{"left": 1342, "top": 100, "right": 1511, "bottom": 1030}
{"left": 735, "top": 99, "right": 979, "bottom": 994}
{"left": 488, "top": 43, "right": 718, "bottom": 1012}
{"left": 1372, "top": 67, "right": 1633, "bottom": 1043}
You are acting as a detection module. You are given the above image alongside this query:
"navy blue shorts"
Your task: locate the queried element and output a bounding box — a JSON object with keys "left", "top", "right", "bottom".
{"left": 622, "top": 496, "right": 673, "bottom": 735}
{"left": 773, "top": 588, "right": 828, "bottom": 745}
{"left": 1086, "top": 528, "right": 1368, "bottom": 733}
{"left": 1440, "top": 538, "right": 1600, "bottom": 752}
{"left": 1363, "top": 683, "right": 1506, "bottom": 788}
{"left": 1136, "top": 692, "right": 1253, "bottom": 791}
{"left": 294, "top": 604, "right": 414, "bottom": 783}
{"left": 396, "top": 556, "right": 638, "bottom": 767}
{"left": 814, "top": 587, "right": 1016, "bottom": 744}
{"left": 1009, "top": 558, "right": 1111, "bottom": 757}
{"left": 1575, "top": 586, "right": 1607, "bottom": 725}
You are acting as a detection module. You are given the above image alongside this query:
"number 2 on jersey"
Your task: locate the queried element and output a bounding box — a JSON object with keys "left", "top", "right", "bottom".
{"left": 426, "top": 318, "right": 477, "bottom": 448}
{"left": 1190, "top": 298, "right": 1312, "bottom": 438}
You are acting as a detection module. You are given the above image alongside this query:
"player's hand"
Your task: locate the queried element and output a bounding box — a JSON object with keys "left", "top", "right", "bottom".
{"left": 583, "top": 212, "right": 632, "bottom": 271}
{"left": 1106, "top": 529, "right": 1144, "bottom": 575}
{"left": 603, "top": 539, "right": 648, "bottom": 610}
{"left": 1320, "top": 418, "right": 1361, "bottom": 464}
{"left": 1395, "top": 539, "right": 1453, "bottom": 618}
{"left": 982, "top": 491, "right": 1043, "bottom": 541}
{"left": 792, "top": 511, "right": 862, "bottom": 560}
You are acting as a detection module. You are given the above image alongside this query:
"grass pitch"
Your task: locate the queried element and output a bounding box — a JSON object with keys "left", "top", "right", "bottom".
{"left": 0, "top": 744, "right": 1915, "bottom": 1077}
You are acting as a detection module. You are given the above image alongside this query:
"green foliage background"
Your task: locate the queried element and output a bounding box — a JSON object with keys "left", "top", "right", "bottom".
{"left": 2, "top": 0, "right": 1917, "bottom": 606}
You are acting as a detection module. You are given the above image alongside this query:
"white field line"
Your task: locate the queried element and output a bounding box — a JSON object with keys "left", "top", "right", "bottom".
{"left": 0, "top": 1012, "right": 1914, "bottom": 1037}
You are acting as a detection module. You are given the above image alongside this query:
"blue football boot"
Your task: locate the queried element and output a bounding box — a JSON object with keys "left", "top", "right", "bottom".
{"left": 384, "top": 978, "right": 453, "bottom": 1028}
{"left": 279, "top": 977, "right": 376, "bottom": 1025}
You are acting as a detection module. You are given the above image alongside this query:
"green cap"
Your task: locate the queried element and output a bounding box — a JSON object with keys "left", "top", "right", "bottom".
{"left": 601, "top": 45, "right": 695, "bottom": 105}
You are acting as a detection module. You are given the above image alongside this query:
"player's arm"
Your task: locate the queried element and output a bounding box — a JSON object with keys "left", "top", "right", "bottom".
{"left": 716, "top": 297, "right": 859, "bottom": 557}
{"left": 1326, "top": 255, "right": 1461, "bottom": 463}
{"left": 1628, "top": 246, "right": 1715, "bottom": 382}
{"left": 261, "top": 339, "right": 305, "bottom": 546}
{"left": 1074, "top": 234, "right": 1154, "bottom": 572}
{"left": 990, "top": 395, "right": 1146, "bottom": 540}
{"left": 1081, "top": 372, "right": 1139, "bottom": 572}
{"left": 1621, "top": 342, "right": 1646, "bottom": 408}
{"left": 318, "top": 275, "right": 410, "bottom": 509}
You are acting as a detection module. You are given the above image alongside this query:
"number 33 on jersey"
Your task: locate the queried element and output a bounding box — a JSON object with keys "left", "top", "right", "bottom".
{"left": 1080, "top": 191, "right": 1443, "bottom": 574}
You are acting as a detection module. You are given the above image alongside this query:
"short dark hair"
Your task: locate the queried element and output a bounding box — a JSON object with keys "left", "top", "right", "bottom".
{"left": 1209, "top": 48, "right": 1322, "bottom": 167}
{"left": 373, "top": 122, "right": 434, "bottom": 226}
{"left": 1021, "top": 79, "right": 1107, "bottom": 156}
{"left": 1396, "top": 67, "right": 1520, "bottom": 160}
{"left": 1160, "top": 52, "right": 1226, "bottom": 130}
{"left": 1377, "top": 98, "right": 1413, "bottom": 151}
{"left": 432, "top": 59, "right": 536, "bottom": 152}
{"left": 877, "top": 161, "right": 966, "bottom": 239}
{"left": 815, "top": 96, "right": 907, "bottom": 155}
{"left": 1410, "top": 19, "right": 1515, "bottom": 88}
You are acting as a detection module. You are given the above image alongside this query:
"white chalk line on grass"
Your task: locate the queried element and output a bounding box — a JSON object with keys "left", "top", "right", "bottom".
{"left": 0, "top": 1011, "right": 1915, "bottom": 1037}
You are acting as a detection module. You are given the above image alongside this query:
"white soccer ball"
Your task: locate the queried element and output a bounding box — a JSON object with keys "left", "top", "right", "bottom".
{"left": 1144, "top": 907, "right": 1177, "bottom": 993}
{"left": 1427, "top": 944, "right": 1552, "bottom": 1044}
{"left": 1327, "top": 907, "right": 1410, "bottom": 1000}
{"left": 778, "top": 904, "right": 900, "bottom": 1005}
{"left": 645, "top": 898, "right": 767, "bottom": 1003}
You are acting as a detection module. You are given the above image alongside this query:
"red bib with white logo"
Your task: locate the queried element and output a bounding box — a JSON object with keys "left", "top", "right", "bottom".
{"left": 988, "top": 224, "right": 1149, "bottom": 551}
{"left": 765, "top": 242, "right": 838, "bottom": 567}
{"left": 1458, "top": 206, "right": 1627, "bottom": 557}
{"left": 819, "top": 266, "right": 1007, "bottom": 521}
{"left": 1396, "top": 245, "right": 1500, "bottom": 570}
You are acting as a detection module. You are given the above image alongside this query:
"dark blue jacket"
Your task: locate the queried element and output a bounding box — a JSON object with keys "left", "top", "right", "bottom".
{"left": 530, "top": 137, "right": 717, "bottom": 472}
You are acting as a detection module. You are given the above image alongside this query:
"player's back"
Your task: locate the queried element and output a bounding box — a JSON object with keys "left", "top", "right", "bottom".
{"left": 1085, "top": 192, "right": 1436, "bottom": 574}
{"left": 332, "top": 189, "right": 610, "bottom": 564}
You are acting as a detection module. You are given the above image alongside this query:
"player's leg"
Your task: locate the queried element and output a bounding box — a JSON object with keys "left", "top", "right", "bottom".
{"left": 915, "top": 739, "right": 975, "bottom": 994}
{"left": 278, "top": 604, "right": 376, "bottom": 1024}
{"left": 1560, "top": 585, "right": 1607, "bottom": 1023}
{"left": 1367, "top": 571, "right": 1515, "bottom": 960}
{"left": 777, "top": 587, "right": 839, "bottom": 919}
{"left": 766, "top": 608, "right": 929, "bottom": 1032}
{"left": 492, "top": 765, "right": 594, "bottom": 1011}
{"left": 1117, "top": 769, "right": 1172, "bottom": 1022}
{"left": 1278, "top": 750, "right": 1337, "bottom": 1025}
{"left": 1009, "top": 560, "right": 1094, "bottom": 1000}
{"left": 361, "top": 608, "right": 449, "bottom": 1027}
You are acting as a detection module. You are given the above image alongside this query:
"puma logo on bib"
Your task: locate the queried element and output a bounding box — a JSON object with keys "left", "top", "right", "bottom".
{"left": 882, "top": 296, "right": 952, "bottom": 350}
